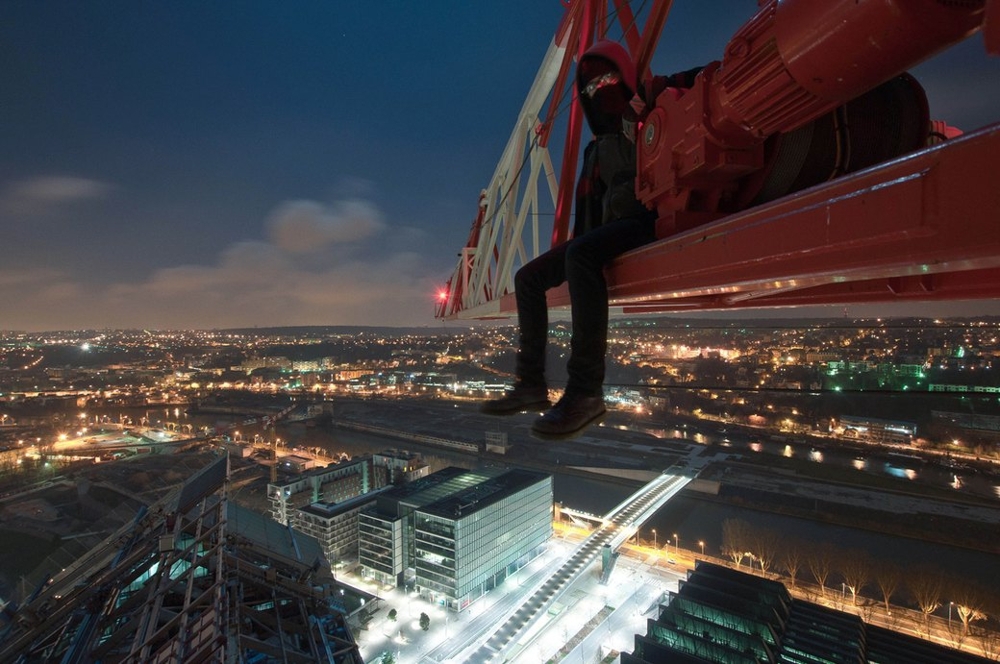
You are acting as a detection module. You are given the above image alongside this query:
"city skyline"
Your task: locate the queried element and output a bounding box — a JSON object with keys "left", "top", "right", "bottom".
{"left": 3, "top": 315, "right": 1000, "bottom": 661}
{"left": 3, "top": 2, "right": 1000, "bottom": 331}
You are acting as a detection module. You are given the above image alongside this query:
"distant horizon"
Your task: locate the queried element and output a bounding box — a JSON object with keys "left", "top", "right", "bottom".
{"left": 4, "top": 313, "right": 1000, "bottom": 337}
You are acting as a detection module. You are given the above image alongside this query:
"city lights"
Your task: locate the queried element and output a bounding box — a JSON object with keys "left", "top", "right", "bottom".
{"left": 2, "top": 320, "right": 1000, "bottom": 662}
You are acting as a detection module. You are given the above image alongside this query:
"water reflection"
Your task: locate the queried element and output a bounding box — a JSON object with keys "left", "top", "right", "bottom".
{"left": 884, "top": 463, "right": 918, "bottom": 480}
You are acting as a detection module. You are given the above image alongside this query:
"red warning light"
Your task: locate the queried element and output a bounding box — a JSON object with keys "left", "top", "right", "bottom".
{"left": 436, "top": 289, "right": 449, "bottom": 302}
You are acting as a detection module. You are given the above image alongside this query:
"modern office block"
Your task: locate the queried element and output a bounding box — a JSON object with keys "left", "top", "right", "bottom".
{"left": 623, "top": 561, "right": 991, "bottom": 664}
{"left": 295, "top": 490, "right": 386, "bottom": 565}
{"left": 414, "top": 468, "right": 552, "bottom": 611}
{"left": 358, "top": 466, "right": 553, "bottom": 611}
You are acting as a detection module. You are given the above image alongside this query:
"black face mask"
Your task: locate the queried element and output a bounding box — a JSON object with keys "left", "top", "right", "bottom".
{"left": 581, "top": 82, "right": 631, "bottom": 135}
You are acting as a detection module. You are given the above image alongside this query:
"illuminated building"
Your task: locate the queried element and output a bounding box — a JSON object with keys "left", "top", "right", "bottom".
{"left": 269, "top": 459, "right": 372, "bottom": 524}
{"left": 268, "top": 451, "right": 427, "bottom": 525}
{"left": 295, "top": 491, "right": 387, "bottom": 565}
{"left": 358, "top": 466, "right": 553, "bottom": 611}
{"left": 836, "top": 415, "right": 917, "bottom": 445}
{"left": 623, "top": 562, "right": 989, "bottom": 664}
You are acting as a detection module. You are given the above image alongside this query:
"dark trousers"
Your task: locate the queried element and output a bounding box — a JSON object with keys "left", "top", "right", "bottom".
{"left": 513, "top": 215, "right": 656, "bottom": 397}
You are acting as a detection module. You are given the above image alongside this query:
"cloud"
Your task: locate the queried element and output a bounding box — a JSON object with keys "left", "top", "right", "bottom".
{"left": 0, "top": 267, "right": 87, "bottom": 326}
{"left": 0, "top": 176, "right": 115, "bottom": 216}
{"left": 266, "top": 199, "right": 385, "bottom": 254}
{"left": 0, "top": 195, "right": 446, "bottom": 330}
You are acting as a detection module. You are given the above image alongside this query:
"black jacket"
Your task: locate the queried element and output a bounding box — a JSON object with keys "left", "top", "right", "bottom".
{"left": 573, "top": 132, "right": 650, "bottom": 237}
{"left": 572, "top": 40, "right": 653, "bottom": 238}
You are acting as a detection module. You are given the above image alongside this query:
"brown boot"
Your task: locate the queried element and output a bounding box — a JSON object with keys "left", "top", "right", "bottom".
{"left": 530, "top": 394, "right": 605, "bottom": 440}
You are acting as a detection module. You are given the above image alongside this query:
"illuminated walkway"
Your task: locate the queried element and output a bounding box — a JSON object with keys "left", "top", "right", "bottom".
{"left": 449, "top": 450, "right": 715, "bottom": 663}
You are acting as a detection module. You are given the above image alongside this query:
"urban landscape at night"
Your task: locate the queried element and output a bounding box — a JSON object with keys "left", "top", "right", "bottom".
{"left": 1, "top": 318, "right": 999, "bottom": 662}
{"left": 4, "top": 0, "right": 1000, "bottom": 660}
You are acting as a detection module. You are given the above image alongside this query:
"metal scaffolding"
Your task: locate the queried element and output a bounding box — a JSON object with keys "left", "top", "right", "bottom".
{"left": 0, "top": 454, "right": 363, "bottom": 664}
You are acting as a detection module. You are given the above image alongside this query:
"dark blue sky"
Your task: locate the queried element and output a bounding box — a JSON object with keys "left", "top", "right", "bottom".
{"left": 2, "top": 2, "right": 998, "bottom": 330}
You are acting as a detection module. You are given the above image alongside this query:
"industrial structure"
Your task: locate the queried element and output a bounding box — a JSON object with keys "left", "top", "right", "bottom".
{"left": 436, "top": 0, "right": 1000, "bottom": 321}
{"left": 0, "top": 454, "right": 364, "bottom": 663}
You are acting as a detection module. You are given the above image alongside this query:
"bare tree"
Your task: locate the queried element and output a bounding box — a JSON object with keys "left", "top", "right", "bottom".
{"left": 751, "top": 527, "right": 781, "bottom": 576}
{"left": 805, "top": 541, "right": 835, "bottom": 596}
{"left": 950, "top": 576, "right": 989, "bottom": 636}
{"left": 908, "top": 566, "right": 944, "bottom": 634}
{"left": 721, "top": 518, "right": 752, "bottom": 568}
{"left": 873, "top": 559, "right": 902, "bottom": 616}
{"left": 780, "top": 538, "right": 804, "bottom": 588}
{"left": 838, "top": 548, "right": 871, "bottom": 607}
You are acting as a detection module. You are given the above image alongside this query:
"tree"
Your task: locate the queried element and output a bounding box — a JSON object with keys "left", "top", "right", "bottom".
{"left": 805, "top": 542, "right": 835, "bottom": 596}
{"left": 751, "top": 527, "right": 781, "bottom": 576}
{"left": 908, "top": 566, "right": 944, "bottom": 634}
{"left": 872, "top": 559, "right": 902, "bottom": 616}
{"left": 419, "top": 612, "right": 430, "bottom": 631}
{"left": 379, "top": 653, "right": 396, "bottom": 664}
{"left": 780, "top": 539, "right": 804, "bottom": 588}
{"left": 721, "top": 518, "right": 752, "bottom": 568}
{"left": 838, "top": 548, "right": 871, "bottom": 607}
{"left": 950, "top": 576, "right": 988, "bottom": 636}
{"left": 387, "top": 608, "right": 397, "bottom": 622}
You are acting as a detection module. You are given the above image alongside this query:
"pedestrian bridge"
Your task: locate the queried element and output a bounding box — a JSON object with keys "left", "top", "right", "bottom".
{"left": 454, "top": 450, "right": 716, "bottom": 663}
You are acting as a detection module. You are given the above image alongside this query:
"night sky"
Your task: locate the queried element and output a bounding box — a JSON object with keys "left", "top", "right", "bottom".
{"left": 3, "top": 2, "right": 999, "bottom": 331}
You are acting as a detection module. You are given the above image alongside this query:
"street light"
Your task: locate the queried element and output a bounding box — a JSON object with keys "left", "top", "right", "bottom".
{"left": 673, "top": 533, "right": 678, "bottom": 555}
{"left": 652, "top": 529, "right": 657, "bottom": 550}
{"left": 699, "top": 540, "right": 705, "bottom": 557}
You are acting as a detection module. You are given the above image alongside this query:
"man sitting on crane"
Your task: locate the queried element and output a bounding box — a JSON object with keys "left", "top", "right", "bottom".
{"left": 480, "top": 39, "right": 659, "bottom": 440}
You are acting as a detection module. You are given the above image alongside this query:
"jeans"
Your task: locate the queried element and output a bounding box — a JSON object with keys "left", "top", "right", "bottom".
{"left": 513, "top": 215, "right": 657, "bottom": 397}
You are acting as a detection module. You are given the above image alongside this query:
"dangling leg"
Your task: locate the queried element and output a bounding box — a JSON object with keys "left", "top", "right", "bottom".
{"left": 532, "top": 217, "right": 656, "bottom": 438}
{"left": 481, "top": 244, "right": 569, "bottom": 415}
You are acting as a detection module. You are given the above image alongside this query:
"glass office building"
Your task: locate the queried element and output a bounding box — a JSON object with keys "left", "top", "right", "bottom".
{"left": 414, "top": 468, "right": 553, "bottom": 611}
{"left": 624, "top": 561, "right": 992, "bottom": 664}
{"left": 358, "top": 467, "right": 496, "bottom": 588}
{"left": 358, "top": 466, "right": 553, "bottom": 611}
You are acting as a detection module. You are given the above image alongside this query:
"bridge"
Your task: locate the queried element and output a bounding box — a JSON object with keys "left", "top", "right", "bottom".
{"left": 439, "top": 448, "right": 718, "bottom": 663}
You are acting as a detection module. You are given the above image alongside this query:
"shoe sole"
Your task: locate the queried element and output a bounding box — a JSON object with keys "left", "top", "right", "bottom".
{"left": 530, "top": 409, "right": 606, "bottom": 441}
{"left": 480, "top": 400, "right": 552, "bottom": 416}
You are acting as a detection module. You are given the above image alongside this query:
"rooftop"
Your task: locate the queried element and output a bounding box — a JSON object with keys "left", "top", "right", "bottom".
{"left": 420, "top": 467, "right": 551, "bottom": 519}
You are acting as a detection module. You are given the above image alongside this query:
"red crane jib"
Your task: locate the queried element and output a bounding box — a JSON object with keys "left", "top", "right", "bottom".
{"left": 636, "top": 0, "right": 986, "bottom": 239}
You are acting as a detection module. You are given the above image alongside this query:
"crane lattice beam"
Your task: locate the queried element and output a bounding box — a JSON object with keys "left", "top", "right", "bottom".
{"left": 437, "top": 0, "right": 1000, "bottom": 321}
